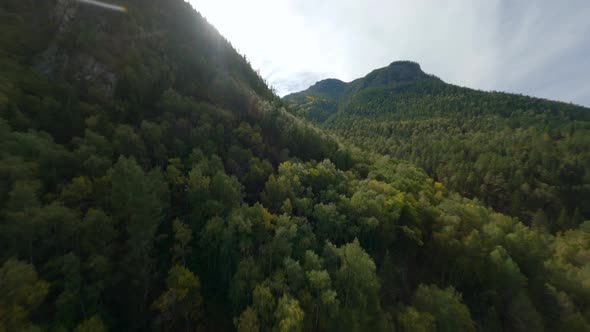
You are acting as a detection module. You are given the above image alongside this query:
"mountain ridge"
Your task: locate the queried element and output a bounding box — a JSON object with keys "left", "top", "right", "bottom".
{"left": 286, "top": 60, "right": 440, "bottom": 99}
{"left": 287, "top": 60, "right": 589, "bottom": 110}
{"left": 285, "top": 60, "right": 590, "bottom": 226}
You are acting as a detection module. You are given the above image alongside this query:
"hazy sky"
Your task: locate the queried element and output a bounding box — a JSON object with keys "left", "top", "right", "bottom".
{"left": 190, "top": 0, "right": 590, "bottom": 107}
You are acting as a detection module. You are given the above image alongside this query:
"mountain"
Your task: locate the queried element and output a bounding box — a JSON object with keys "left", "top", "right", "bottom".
{"left": 286, "top": 61, "right": 590, "bottom": 228}
{"left": 1, "top": 1, "right": 589, "bottom": 332}
{"left": 286, "top": 61, "right": 440, "bottom": 122}
{"left": 347, "top": 61, "right": 436, "bottom": 91}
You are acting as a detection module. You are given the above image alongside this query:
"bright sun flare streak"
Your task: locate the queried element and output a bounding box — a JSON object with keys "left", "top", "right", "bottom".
{"left": 75, "top": 0, "right": 127, "bottom": 13}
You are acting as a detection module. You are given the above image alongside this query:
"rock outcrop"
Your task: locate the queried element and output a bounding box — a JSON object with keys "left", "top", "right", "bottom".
{"left": 35, "top": 0, "right": 117, "bottom": 99}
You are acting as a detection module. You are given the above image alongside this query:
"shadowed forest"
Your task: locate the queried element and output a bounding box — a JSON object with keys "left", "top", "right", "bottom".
{"left": 0, "top": 1, "right": 588, "bottom": 331}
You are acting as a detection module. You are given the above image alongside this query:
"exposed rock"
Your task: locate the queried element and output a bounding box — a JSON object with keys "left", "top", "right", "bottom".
{"left": 35, "top": 0, "right": 117, "bottom": 99}
{"left": 37, "top": 49, "right": 117, "bottom": 99}
{"left": 53, "top": 0, "right": 79, "bottom": 32}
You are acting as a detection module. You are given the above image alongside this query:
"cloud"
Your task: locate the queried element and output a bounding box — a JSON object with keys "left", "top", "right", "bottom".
{"left": 191, "top": 0, "right": 590, "bottom": 106}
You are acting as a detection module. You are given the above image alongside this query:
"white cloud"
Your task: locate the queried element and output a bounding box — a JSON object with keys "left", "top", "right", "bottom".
{"left": 190, "top": 0, "right": 590, "bottom": 106}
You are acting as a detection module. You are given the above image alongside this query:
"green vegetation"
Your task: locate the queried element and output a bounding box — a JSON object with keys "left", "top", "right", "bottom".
{"left": 286, "top": 62, "right": 590, "bottom": 230}
{"left": 0, "top": 1, "right": 589, "bottom": 331}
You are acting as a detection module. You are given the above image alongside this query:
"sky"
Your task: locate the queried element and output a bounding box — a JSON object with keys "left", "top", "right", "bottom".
{"left": 190, "top": 0, "right": 590, "bottom": 107}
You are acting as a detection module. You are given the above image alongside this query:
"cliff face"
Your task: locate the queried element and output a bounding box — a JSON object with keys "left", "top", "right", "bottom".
{"left": 35, "top": 0, "right": 117, "bottom": 99}
{"left": 53, "top": 0, "right": 79, "bottom": 32}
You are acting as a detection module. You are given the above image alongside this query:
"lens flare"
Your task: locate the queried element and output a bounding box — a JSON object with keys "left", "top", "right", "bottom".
{"left": 75, "top": 0, "right": 127, "bottom": 13}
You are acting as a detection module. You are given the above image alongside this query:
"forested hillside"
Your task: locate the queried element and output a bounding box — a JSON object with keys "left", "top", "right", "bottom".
{"left": 286, "top": 61, "right": 590, "bottom": 230}
{"left": 1, "top": 1, "right": 589, "bottom": 332}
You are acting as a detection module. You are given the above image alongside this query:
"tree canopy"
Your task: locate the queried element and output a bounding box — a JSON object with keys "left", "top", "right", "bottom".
{"left": 0, "top": 1, "right": 588, "bottom": 331}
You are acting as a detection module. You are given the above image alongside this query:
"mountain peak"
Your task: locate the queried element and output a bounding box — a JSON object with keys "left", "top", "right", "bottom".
{"left": 308, "top": 78, "right": 347, "bottom": 95}
{"left": 387, "top": 60, "right": 423, "bottom": 69}
{"left": 286, "top": 60, "right": 439, "bottom": 99}
{"left": 356, "top": 60, "right": 431, "bottom": 89}
{"left": 386, "top": 61, "right": 425, "bottom": 76}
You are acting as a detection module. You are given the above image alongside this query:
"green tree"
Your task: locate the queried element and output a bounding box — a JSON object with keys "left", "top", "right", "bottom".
{"left": 398, "top": 306, "right": 436, "bottom": 332}
{"left": 231, "top": 258, "right": 263, "bottom": 310}
{"left": 261, "top": 174, "right": 292, "bottom": 213}
{"left": 152, "top": 265, "right": 203, "bottom": 332}
{"left": 531, "top": 209, "right": 549, "bottom": 232}
{"left": 109, "top": 156, "right": 169, "bottom": 319}
{"left": 264, "top": 215, "right": 297, "bottom": 273}
{"left": 488, "top": 246, "right": 526, "bottom": 299}
{"left": 60, "top": 176, "right": 93, "bottom": 210}
{"left": 55, "top": 253, "right": 84, "bottom": 328}
{"left": 186, "top": 165, "right": 211, "bottom": 221}
{"left": 210, "top": 171, "right": 243, "bottom": 211}
{"left": 0, "top": 258, "right": 49, "bottom": 332}
{"left": 2, "top": 180, "right": 41, "bottom": 259}
{"left": 172, "top": 219, "right": 192, "bottom": 265}
{"left": 36, "top": 202, "right": 80, "bottom": 263}
{"left": 112, "top": 124, "right": 146, "bottom": 163}
{"left": 73, "top": 315, "right": 107, "bottom": 332}
{"left": 412, "top": 284, "right": 474, "bottom": 332}
{"left": 505, "top": 292, "right": 544, "bottom": 332}
{"left": 334, "top": 239, "right": 383, "bottom": 331}
{"left": 253, "top": 284, "right": 276, "bottom": 330}
{"left": 556, "top": 208, "right": 571, "bottom": 231}
{"left": 274, "top": 294, "right": 304, "bottom": 332}
{"left": 306, "top": 269, "right": 338, "bottom": 331}
{"left": 78, "top": 209, "right": 117, "bottom": 258}
{"left": 236, "top": 307, "right": 260, "bottom": 332}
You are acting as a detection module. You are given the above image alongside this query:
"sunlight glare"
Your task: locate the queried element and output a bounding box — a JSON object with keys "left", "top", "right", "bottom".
{"left": 189, "top": 0, "right": 340, "bottom": 94}
{"left": 75, "top": 0, "right": 127, "bottom": 13}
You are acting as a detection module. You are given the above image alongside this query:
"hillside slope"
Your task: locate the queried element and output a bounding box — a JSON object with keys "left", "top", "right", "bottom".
{"left": 286, "top": 61, "right": 590, "bottom": 229}
{"left": 1, "top": 2, "right": 589, "bottom": 332}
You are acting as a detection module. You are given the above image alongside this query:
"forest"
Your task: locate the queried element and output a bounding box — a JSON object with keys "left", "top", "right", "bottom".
{"left": 0, "top": 1, "right": 589, "bottom": 331}
{"left": 286, "top": 62, "right": 590, "bottom": 231}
